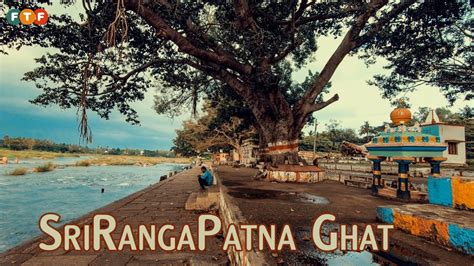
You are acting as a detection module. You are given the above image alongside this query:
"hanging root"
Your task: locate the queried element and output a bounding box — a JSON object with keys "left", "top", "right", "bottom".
{"left": 78, "top": 105, "right": 93, "bottom": 143}
{"left": 192, "top": 85, "right": 198, "bottom": 118}
{"left": 104, "top": 0, "right": 129, "bottom": 48}
{"left": 78, "top": 54, "right": 93, "bottom": 143}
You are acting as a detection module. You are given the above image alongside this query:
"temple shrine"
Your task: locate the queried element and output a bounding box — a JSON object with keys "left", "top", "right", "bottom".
{"left": 365, "top": 106, "right": 447, "bottom": 200}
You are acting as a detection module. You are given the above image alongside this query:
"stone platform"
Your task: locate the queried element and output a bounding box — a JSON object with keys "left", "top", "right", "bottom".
{"left": 377, "top": 204, "right": 474, "bottom": 255}
{"left": 0, "top": 168, "right": 228, "bottom": 265}
{"left": 267, "top": 164, "right": 325, "bottom": 183}
{"left": 185, "top": 186, "right": 220, "bottom": 211}
{"left": 215, "top": 166, "right": 474, "bottom": 265}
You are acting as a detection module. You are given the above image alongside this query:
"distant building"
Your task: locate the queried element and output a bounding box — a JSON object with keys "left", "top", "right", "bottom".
{"left": 213, "top": 151, "right": 230, "bottom": 165}
{"left": 240, "top": 139, "right": 259, "bottom": 165}
{"left": 421, "top": 110, "right": 466, "bottom": 165}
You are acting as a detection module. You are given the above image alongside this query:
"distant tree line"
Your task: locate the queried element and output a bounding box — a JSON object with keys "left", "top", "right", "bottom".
{"left": 300, "top": 119, "right": 363, "bottom": 153}
{"left": 172, "top": 104, "right": 472, "bottom": 159}
{"left": 0, "top": 136, "right": 176, "bottom": 158}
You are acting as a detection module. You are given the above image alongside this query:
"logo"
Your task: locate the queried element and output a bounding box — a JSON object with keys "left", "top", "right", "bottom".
{"left": 5, "top": 8, "right": 48, "bottom": 26}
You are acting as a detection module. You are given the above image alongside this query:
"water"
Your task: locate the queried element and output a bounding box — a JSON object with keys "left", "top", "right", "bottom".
{"left": 0, "top": 157, "right": 186, "bottom": 252}
{"left": 294, "top": 224, "right": 380, "bottom": 265}
{"left": 296, "top": 193, "right": 330, "bottom": 205}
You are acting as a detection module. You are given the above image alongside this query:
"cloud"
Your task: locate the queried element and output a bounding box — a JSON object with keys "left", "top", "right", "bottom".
{"left": 298, "top": 36, "right": 470, "bottom": 133}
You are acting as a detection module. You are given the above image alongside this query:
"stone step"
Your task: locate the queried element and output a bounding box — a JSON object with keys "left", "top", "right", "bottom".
{"left": 376, "top": 204, "right": 474, "bottom": 255}
{"left": 185, "top": 187, "right": 220, "bottom": 211}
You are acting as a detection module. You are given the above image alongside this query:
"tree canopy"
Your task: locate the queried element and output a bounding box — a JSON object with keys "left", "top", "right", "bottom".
{"left": 1, "top": 0, "right": 471, "bottom": 163}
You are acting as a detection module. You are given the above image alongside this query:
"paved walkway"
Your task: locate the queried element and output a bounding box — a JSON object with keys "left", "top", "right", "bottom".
{"left": 0, "top": 168, "right": 228, "bottom": 266}
{"left": 215, "top": 166, "right": 474, "bottom": 265}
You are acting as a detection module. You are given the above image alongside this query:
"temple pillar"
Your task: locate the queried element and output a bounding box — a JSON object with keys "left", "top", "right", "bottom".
{"left": 426, "top": 157, "right": 447, "bottom": 177}
{"left": 367, "top": 156, "right": 386, "bottom": 193}
{"left": 393, "top": 157, "right": 414, "bottom": 200}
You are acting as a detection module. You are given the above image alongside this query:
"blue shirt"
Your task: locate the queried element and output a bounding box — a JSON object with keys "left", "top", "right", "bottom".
{"left": 200, "top": 170, "right": 213, "bottom": 186}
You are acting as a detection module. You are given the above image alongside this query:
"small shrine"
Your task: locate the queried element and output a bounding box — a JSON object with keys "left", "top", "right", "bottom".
{"left": 365, "top": 106, "right": 447, "bottom": 200}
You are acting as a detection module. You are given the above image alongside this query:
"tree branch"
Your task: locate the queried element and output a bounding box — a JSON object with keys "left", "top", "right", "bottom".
{"left": 308, "top": 94, "right": 340, "bottom": 112}
{"left": 124, "top": 0, "right": 253, "bottom": 75}
{"left": 275, "top": 6, "right": 363, "bottom": 27}
{"left": 294, "top": 0, "right": 389, "bottom": 116}
{"left": 233, "top": 0, "right": 258, "bottom": 32}
{"left": 356, "top": 0, "right": 417, "bottom": 47}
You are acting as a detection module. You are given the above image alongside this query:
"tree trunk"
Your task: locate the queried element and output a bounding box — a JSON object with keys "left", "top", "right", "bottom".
{"left": 247, "top": 89, "right": 305, "bottom": 165}
{"left": 235, "top": 144, "right": 243, "bottom": 163}
{"left": 259, "top": 121, "right": 301, "bottom": 165}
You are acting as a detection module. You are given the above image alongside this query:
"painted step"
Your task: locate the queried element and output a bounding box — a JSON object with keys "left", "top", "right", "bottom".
{"left": 377, "top": 204, "right": 474, "bottom": 255}
{"left": 428, "top": 176, "right": 474, "bottom": 210}
{"left": 185, "top": 187, "right": 220, "bottom": 211}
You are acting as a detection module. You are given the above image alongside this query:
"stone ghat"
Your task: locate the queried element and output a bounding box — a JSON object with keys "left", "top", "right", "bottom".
{"left": 0, "top": 168, "right": 229, "bottom": 266}
{"left": 376, "top": 204, "right": 474, "bottom": 255}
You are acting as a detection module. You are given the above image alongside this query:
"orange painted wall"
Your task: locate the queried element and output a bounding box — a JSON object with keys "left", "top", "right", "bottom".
{"left": 451, "top": 176, "right": 474, "bottom": 210}
{"left": 393, "top": 209, "right": 450, "bottom": 246}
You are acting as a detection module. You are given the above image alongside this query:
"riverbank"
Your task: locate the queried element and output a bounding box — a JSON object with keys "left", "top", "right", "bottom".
{"left": 4, "top": 164, "right": 471, "bottom": 265}
{"left": 0, "top": 167, "right": 228, "bottom": 265}
{"left": 74, "top": 155, "right": 190, "bottom": 166}
{"left": 0, "top": 162, "right": 188, "bottom": 253}
{"left": 0, "top": 149, "right": 190, "bottom": 165}
{"left": 214, "top": 166, "right": 474, "bottom": 265}
{"left": 0, "top": 149, "right": 81, "bottom": 160}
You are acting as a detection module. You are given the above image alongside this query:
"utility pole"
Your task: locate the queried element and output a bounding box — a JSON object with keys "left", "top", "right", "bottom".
{"left": 313, "top": 118, "right": 318, "bottom": 158}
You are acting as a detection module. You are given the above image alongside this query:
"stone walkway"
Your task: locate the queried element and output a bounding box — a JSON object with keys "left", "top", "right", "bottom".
{"left": 0, "top": 168, "right": 228, "bottom": 266}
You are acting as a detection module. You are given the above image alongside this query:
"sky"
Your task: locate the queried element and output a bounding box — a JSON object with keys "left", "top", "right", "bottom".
{"left": 0, "top": 3, "right": 471, "bottom": 150}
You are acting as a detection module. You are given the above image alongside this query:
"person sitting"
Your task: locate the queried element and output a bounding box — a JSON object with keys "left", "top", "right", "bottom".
{"left": 198, "top": 166, "right": 213, "bottom": 190}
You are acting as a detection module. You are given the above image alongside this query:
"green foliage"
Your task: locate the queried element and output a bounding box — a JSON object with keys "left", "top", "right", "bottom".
{"left": 323, "top": 120, "right": 361, "bottom": 150}
{"left": 0, "top": 136, "right": 176, "bottom": 158}
{"left": 300, "top": 120, "right": 362, "bottom": 152}
{"left": 300, "top": 134, "right": 333, "bottom": 152}
{"left": 413, "top": 107, "right": 453, "bottom": 123}
{"left": 143, "top": 150, "right": 175, "bottom": 157}
{"left": 1, "top": 0, "right": 469, "bottom": 143}
{"left": 359, "top": 121, "right": 377, "bottom": 143}
{"left": 1, "top": 136, "right": 86, "bottom": 153}
{"left": 365, "top": 2, "right": 472, "bottom": 104}
{"left": 171, "top": 133, "right": 198, "bottom": 157}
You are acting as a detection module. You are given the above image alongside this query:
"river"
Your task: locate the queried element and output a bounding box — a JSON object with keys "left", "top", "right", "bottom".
{"left": 0, "top": 157, "right": 186, "bottom": 252}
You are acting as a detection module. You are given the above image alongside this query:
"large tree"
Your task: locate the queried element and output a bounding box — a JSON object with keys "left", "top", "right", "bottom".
{"left": 172, "top": 102, "right": 255, "bottom": 158}
{"left": 1, "top": 0, "right": 470, "bottom": 164}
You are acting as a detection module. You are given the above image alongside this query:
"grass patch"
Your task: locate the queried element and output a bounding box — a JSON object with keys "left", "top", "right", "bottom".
{"left": 0, "top": 148, "right": 81, "bottom": 160}
{"left": 75, "top": 160, "right": 91, "bottom": 167}
{"left": 35, "top": 162, "right": 56, "bottom": 172}
{"left": 83, "top": 155, "right": 191, "bottom": 166}
{"left": 8, "top": 167, "right": 28, "bottom": 176}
